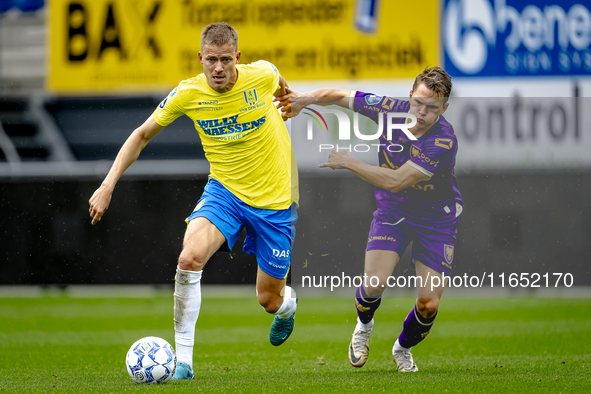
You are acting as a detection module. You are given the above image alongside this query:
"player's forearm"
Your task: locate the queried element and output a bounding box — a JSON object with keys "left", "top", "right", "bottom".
{"left": 342, "top": 158, "right": 405, "bottom": 192}
{"left": 301, "top": 88, "right": 352, "bottom": 108}
{"left": 101, "top": 130, "right": 149, "bottom": 189}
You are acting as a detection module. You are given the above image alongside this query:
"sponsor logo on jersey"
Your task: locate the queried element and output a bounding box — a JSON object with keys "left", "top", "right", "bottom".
{"left": 244, "top": 89, "right": 258, "bottom": 106}
{"left": 272, "top": 249, "right": 290, "bottom": 259}
{"left": 435, "top": 138, "right": 453, "bottom": 149}
{"left": 444, "top": 244, "right": 454, "bottom": 264}
{"left": 194, "top": 107, "right": 223, "bottom": 111}
{"left": 240, "top": 101, "right": 266, "bottom": 113}
{"left": 269, "top": 262, "right": 287, "bottom": 270}
{"left": 196, "top": 115, "right": 267, "bottom": 137}
{"left": 410, "top": 145, "right": 440, "bottom": 168}
{"left": 364, "top": 95, "right": 381, "bottom": 105}
{"left": 198, "top": 100, "right": 218, "bottom": 105}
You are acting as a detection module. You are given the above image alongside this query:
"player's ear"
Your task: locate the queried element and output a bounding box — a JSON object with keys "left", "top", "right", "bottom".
{"left": 441, "top": 102, "right": 449, "bottom": 114}
{"left": 409, "top": 90, "right": 414, "bottom": 98}
{"left": 235, "top": 51, "right": 241, "bottom": 63}
{"left": 198, "top": 51, "right": 203, "bottom": 64}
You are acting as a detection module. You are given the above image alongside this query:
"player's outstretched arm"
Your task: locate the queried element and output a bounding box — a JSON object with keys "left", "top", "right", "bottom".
{"left": 274, "top": 88, "right": 352, "bottom": 119}
{"left": 88, "top": 115, "right": 164, "bottom": 225}
{"left": 319, "top": 150, "right": 429, "bottom": 193}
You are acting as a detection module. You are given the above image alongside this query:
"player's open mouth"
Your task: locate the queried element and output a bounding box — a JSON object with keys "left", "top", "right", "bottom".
{"left": 213, "top": 75, "right": 225, "bottom": 83}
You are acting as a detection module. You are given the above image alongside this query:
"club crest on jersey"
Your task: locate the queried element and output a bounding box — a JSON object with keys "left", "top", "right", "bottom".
{"left": 244, "top": 89, "right": 258, "bottom": 106}
{"left": 444, "top": 244, "right": 454, "bottom": 264}
{"left": 410, "top": 145, "right": 421, "bottom": 158}
{"left": 364, "top": 95, "right": 381, "bottom": 105}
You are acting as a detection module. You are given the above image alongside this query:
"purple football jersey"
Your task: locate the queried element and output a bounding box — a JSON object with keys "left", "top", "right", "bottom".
{"left": 351, "top": 91, "right": 463, "bottom": 221}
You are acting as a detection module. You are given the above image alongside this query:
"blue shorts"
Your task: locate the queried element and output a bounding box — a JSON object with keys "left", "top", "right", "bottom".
{"left": 186, "top": 178, "right": 297, "bottom": 279}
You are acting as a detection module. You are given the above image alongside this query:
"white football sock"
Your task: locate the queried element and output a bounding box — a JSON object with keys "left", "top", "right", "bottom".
{"left": 393, "top": 338, "right": 411, "bottom": 352}
{"left": 274, "top": 286, "right": 297, "bottom": 319}
{"left": 357, "top": 317, "right": 374, "bottom": 330}
{"left": 174, "top": 267, "right": 202, "bottom": 368}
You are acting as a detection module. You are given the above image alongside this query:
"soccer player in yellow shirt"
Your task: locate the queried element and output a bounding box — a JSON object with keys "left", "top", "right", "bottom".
{"left": 88, "top": 23, "right": 299, "bottom": 380}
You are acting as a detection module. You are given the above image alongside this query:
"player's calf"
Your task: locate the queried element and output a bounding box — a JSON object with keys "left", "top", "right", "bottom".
{"left": 355, "top": 285, "right": 382, "bottom": 324}
{"left": 347, "top": 285, "right": 382, "bottom": 367}
{"left": 392, "top": 301, "right": 439, "bottom": 372}
{"left": 398, "top": 303, "right": 438, "bottom": 349}
{"left": 174, "top": 267, "right": 202, "bottom": 373}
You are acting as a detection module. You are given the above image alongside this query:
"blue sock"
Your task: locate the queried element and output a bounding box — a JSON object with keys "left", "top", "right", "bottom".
{"left": 398, "top": 305, "right": 437, "bottom": 348}
{"left": 355, "top": 285, "right": 381, "bottom": 324}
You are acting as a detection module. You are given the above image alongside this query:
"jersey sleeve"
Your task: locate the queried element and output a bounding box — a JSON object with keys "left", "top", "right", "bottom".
{"left": 153, "top": 84, "right": 186, "bottom": 127}
{"left": 255, "top": 60, "right": 281, "bottom": 94}
{"left": 407, "top": 135, "right": 456, "bottom": 177}
{"left": 350, "top": 91, "right": 409, "bottom": 123}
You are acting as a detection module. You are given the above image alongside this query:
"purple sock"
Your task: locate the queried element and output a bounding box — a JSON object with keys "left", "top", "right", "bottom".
{"left": 398, "top": 305, "right": 437, "bottom": 348}
{"left": 355, "top": 285, "right": 381, "bottom": 324}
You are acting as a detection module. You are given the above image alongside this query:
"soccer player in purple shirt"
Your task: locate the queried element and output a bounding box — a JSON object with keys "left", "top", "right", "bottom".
{"left": 276, "top": 67, "right": 462, "bottom": 372}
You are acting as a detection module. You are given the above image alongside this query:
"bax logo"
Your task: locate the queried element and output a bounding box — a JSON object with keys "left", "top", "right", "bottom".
{"left": 444, "top": 0, "right": 591, "bottom": 76}
{"left": 301, "top": 107, "right": 417, "bottom": 152}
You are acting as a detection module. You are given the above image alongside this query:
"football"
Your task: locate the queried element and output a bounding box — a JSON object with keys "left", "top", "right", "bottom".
{"left": 125, "top": 336, "right": 177, "bottom": 384}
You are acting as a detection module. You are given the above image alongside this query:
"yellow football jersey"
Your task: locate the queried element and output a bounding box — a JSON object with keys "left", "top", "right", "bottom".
{"left": 153, "top": 60, "right": 299, "bottom": 210}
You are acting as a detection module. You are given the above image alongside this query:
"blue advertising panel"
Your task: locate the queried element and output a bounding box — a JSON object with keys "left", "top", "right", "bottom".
{"left": 443, "top": 0, "right": 591, "bottom": 77}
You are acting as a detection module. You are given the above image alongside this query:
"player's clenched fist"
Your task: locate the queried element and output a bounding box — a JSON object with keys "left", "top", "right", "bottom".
{"left": 319, "top": 150, "right": 351, "bottom": 170}
{"left": 88, "top": 184, "right": 113, "bottom": 225}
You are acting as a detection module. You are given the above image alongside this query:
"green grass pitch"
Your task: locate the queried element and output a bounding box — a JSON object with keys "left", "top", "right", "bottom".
{"left": 1, "top": 294, "right": 590, "bottom": 393}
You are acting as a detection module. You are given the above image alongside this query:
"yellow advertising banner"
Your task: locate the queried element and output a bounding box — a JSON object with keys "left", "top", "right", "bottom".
{"left": 48, "top": 0, "right": 439, "bottom": 93}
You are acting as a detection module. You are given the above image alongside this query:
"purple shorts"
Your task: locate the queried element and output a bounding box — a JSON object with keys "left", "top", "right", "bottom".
{"left": 366, "top": 207, "right": 458, "bottom": 276}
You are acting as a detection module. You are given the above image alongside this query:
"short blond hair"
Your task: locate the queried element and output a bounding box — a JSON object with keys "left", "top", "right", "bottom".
{"left": 201, "top": 22, "right": 239, "bottom": 51}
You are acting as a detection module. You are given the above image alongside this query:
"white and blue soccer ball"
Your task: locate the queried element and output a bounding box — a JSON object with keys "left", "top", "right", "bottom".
{"left": 125, "top": 336, "right": 177, "bottom": 384}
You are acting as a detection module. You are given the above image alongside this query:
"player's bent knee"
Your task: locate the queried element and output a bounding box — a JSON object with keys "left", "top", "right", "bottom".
{"left": 364, "top": 284, "right": 385, "bottom": 299}
{"left": 416, "top": 298, "right": 439, "bottom": 318}
{"left": 257, "top": 290, "right": 282, "bottom": 314}
{"left": 177, "top": 250, "right": 207, "bottom": 272}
